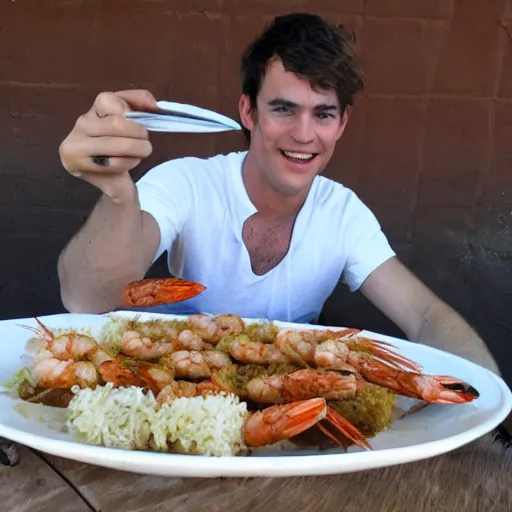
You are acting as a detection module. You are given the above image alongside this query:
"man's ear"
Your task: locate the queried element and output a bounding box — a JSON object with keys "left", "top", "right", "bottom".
{"left": 336, "top": 105, "right": 352, "bottom": 141}
{"left": 238, "top": 94, "right": 255, "bottom": 132}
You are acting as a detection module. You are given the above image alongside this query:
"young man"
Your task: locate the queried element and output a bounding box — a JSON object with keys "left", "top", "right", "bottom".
{"left": 57, "top": 13, "right": 499, "bottom": 373}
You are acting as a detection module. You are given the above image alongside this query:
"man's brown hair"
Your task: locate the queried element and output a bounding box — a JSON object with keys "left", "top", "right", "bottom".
{"left": 240, "top": 13, "right": 364, "bottom": 140}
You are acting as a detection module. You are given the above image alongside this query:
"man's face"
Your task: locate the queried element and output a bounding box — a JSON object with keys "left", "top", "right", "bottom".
{"left": 239, "top": 58, "right": 349, "bottom": 197}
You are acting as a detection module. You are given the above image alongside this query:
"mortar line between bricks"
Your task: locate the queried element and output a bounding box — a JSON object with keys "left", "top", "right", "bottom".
{"left": 472, "top": 15, "right": 510, "bottom": 213}
{"left": 366, "top": 93, "right": 512, "bottom": 102}
{"left": 5, "top": 82, "right": 512, "bottom": 103}
{"left": 0, "top": 81, "right": 159, "bottom": 89}
{"left": 407, "top": 101, "right": 427, "bottom": 252}
{"left": 494, "top": 21, "right": 509, "bottom": 102}
{"left": 204, "top": 11, "right": 455, "bottom": 22}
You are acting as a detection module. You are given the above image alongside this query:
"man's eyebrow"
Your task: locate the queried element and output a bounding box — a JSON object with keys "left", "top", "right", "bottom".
{"left": 267, "top": 98, "right": 298, "bottom": 108}
{"left": 314, "top": 103, "right": 339, "bottom": 111}
{"left": 267, "top": 98, "right": 339, "bottom": 112}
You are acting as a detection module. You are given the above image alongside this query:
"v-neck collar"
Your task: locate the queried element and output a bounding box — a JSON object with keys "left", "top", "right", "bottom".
{"left": 228, "top": 150, "right": 319, "bottom": 263}
{"left": 230, "top": 151, "right": 257, "bottom": 238}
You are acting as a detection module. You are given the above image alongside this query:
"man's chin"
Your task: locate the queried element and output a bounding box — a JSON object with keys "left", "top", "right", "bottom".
{"left": 273, "top": 173, "right": 318, "bottom": 198}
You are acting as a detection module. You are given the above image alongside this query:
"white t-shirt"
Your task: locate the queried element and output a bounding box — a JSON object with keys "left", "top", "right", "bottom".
{"left": 136, "top": 151, "right": 395, "bottom": 323}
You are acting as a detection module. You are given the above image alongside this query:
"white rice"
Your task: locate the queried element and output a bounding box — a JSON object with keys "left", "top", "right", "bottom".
{"left": 66, "top": 383, "right": 248, "bottom": 456}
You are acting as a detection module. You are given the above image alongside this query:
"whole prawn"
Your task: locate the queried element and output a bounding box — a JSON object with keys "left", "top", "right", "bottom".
{"left": 19, "top": 317, "right": 114, "bottom": 367}
{"left": 119, "top": 329, "right": 212, "bottom": 360}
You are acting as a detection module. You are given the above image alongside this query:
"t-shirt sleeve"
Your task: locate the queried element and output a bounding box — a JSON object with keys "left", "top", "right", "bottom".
{"left": 340, "top": 192, "right": 396, "bottom": 292}
{"left": 135, "top": 159, "right": 195, "bottom": 263}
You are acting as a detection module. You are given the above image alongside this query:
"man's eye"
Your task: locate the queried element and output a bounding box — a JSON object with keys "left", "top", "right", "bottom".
{"left": 316, "top": 112, "right": 333, "bottom": 120}
{"left": 273, "top": 106, "right": 289, "bottom": 113}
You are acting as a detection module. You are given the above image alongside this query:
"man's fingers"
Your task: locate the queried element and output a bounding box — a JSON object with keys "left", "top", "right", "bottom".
{"left": 76, "top": 113, "right": 149, "bottom": 140}
{"left": 94, "top": 92, "right": 130, "bottom": 118}
{"left": 71, "top": 156, "right": 144, "bottom": 175}
{"left": 89, "top": 156, "right": 144, "bottom": 173}
{"left": 94, "top": 90, "right": 157, "bottom": 118}
{"left": 60, "top": 89, "right": 158, "bottom": 191}
{"left": 115, "top": 90, "right": 157, "bottom": 112}
{"left": 61, "top": 136, "right": 152, "bottom": 172}
{"left": 86, "top": 136, "right": 152, "bottom": 159}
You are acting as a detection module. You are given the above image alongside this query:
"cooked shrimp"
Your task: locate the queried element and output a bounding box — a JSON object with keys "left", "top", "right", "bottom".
{"left": 276, "top": 329, "right": 423, "bottom": 373}
{"left": 202, "top": 350, "right": 233, "bottom": 369}
{"left": 214, "top": 314, "right": 245, "bottom": 338}
{"left": 19, "top": 318, "right": 100, "bottom": 361}
{"left": 156, "top": 380, "right": 225, "bottom": 405}
{"left": 174, "top": 329, "right": 212, "bottom": 351}
{"left": 119, "top": 327, "right": 214, "bottom": 361}
{"left": 274, "top": 329, "right": 362, "bottom": 366}
{"left": 274, "top": 330, "right": 316, "bottom": 365}
{"left": 154, "top": 382, "right": 372, "bottom": 451}
{"left": 218, "top": 334, "right": 288, "bottom": 365}
{"left": 245, "top": 369, "right": 358, "bottom": 404}
{"left": 343, "top": 336, "right": 423, "bottom": 372}
{"left": 121, "top": 277, "right": 206, "bottom": 307}
{"left": 242, "top": 397, "right": 372, "bottom": 451}
{"left": 120, "top": 330, "right": 174, "bottom": 360}
{"left": 189, "top": 313, "right": 245, "bottom": 343}
{"left": 346, "top": 352, "right": 479, "bottom": 404}
{"left": 20, "top": 318, "right": 115, "bottom": 373}
{"left": 168, "top": 351, "right": 211, "bottom": 380}
{"left": 313, "top": 340, "right": 358, "bottom": 373}
{"left": 88, "top": 347, "right": 114, "bottom": 368}
{"left": 188, "top": 314, "right": 218, "bottom": 341}
{"left": 32, "top": 357, "right": 98, "bottom": 389}
{"left": 165, "top": 350, "right": 232, "bottom": 380}
{"left": 99, "top": 359, "right": 174, "bottom": 394}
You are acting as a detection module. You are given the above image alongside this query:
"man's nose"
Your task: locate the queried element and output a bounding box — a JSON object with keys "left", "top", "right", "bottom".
{"left": 290, "top": 115, "right": 315, "bottom": 144}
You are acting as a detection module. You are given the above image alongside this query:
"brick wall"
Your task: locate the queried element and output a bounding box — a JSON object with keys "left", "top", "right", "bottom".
{"left": 0, "top": 0, "right": 511, "bottom": 384}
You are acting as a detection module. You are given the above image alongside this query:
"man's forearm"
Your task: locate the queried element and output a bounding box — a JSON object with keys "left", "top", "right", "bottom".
{"left": 415, "top": 302, "right": 501, "bottom": 375}
{"left": 58, "top": 185, "right": 149, "bottom": 314}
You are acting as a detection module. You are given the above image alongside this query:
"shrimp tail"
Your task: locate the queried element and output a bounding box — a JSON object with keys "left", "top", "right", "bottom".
{"left": 322, "top": 407, "right": 373, "bottom": 451}
{"left": 349, "top": 353, "right": 479, "bottom": 404}
{"left": 121, "top": 277, "right": 206, "bottom": 307}
{"left": 242, "top": 397, "right": 372, "bottom": 451}
{"left": 347, "top": 336, "right": 423, "bottom": 373}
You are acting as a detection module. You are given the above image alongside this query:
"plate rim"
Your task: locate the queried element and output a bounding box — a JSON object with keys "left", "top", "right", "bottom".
{"left": 0, "top": 311, "right": 510, "bottom": 477}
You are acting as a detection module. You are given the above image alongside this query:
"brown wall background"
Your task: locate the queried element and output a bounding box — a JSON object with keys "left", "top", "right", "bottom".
{"left": 1, "top": 1, "right": 511, "bottom": 385}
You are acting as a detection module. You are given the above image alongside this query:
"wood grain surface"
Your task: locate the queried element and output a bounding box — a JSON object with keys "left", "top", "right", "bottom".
{"left": 2, "top": 432, "right": 511, "bottom": 512}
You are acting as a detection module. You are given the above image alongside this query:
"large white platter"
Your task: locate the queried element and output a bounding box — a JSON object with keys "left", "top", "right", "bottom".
{"left": 0, "top": 311, "right": 510, "bottom": 478}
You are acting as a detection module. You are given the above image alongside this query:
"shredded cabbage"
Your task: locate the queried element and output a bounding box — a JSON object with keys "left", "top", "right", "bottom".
{"left": 66, "top": 383, "right": 248, "bottom": 456}
{"left": 151, "top": 394, "right": 247, "bottom": 456}
{"left": 66, "top": 383, "right": 157, "bottom": 450}
{"left": 2, "top": 367, "right": 37, "bottom": 393}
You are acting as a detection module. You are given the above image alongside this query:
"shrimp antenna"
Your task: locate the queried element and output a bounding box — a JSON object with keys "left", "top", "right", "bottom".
{"left": 16, "top": 317, "right": 53, "bottom": 341}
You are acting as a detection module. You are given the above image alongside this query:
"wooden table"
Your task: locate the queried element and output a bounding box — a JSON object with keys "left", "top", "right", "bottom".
{"left": 1, "top": 428, "right": 511, "bottom": 512}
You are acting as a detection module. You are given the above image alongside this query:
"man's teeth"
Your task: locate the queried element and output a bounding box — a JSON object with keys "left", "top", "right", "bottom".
{"left": 282, "top": 151, "right": 315, "bottom": 160}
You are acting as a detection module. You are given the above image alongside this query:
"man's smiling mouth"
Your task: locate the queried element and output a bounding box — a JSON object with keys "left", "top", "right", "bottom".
{"left": 279, "top": 149, "right": 318, "bottom": 163}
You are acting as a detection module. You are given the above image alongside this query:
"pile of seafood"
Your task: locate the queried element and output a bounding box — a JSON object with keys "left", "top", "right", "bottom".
{"left": 9, "top": 308, "right": 480, "bottom": 455}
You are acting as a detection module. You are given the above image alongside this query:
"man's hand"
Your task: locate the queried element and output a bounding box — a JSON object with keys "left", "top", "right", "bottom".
{"left": 360, "top": 257, "right": 501, "bottom": 374}
{"left": 59, "top": 89, "right": 156, "bottom": 201}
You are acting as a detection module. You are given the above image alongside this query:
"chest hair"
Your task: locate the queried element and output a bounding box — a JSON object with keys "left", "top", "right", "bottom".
{"left": 242, "top": 213, "right": 296, "bottom": 276}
